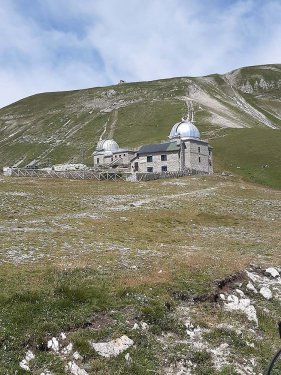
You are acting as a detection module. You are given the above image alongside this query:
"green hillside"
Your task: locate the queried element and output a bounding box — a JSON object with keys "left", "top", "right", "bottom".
{"left": 212, "top": 128, "right": 281, "bottom": 189}
{"left": 0, "top": 64, "right": 280, "bottom": 188}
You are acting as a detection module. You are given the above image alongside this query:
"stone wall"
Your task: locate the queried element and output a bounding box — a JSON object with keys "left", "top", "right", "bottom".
{"left": 94, "top": 151, "right": 135, "bottom": 166}
{"left": 184, "top": 140, "right": 212, "bottom": 174}
{"left": 136, "top": 152, "right": 180, "bottom": 173}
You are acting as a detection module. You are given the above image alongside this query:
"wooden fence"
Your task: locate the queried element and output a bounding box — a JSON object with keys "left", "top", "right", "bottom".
{"left": 9, "top": 168, "right": 129, "bottom": 181}
{"left": 7, "top": 168, "right": 208, "bottom": 182}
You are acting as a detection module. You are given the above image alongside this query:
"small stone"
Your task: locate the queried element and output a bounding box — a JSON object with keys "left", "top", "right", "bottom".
{"left": 61, "top": 343, "right": 73, "bottom": 355}
{"left": 132, "top": 323, "right": 139, "bottom": 330}
{"left": 19, "top": 350, "right": 35, "bottom": 371}
{"left": 19, "top": 359, "right": 30, "bottom": 371}
{"left": 246, "top": 282, "right": 258, "bottom": 293}
{"left": 246, "top": 341, "right": 255, "bottom": 348}
{"left": 125, "top": 352, "right": 132, "bottom": 366}
{"left": 265, "top": 268, "right": 280, "bottom": 278}
{"left": 60, "top": 332, "right": 67, "bottom": 340}
{"left": 90, "top": 335, "right": 134, "bottom": 358}
{"left": 235, "top": 289, "right": 245, "bottom": 297}
{"left": 140, "top": 322, "right": 148, "bottom": 330}
{"left": 260, "top": 286, "right": 272, "bottom": 300}
{"left": 66, "top": 361, "right": 88, "bottom": 375}
{"left": 47, "top": 337, "right": 59, "bottom": 352}
{"left": 25, "top": 350, "right": 35, "bottom": 362}
{"left": 73, "top": 351, "right": 83, "bottom": 360}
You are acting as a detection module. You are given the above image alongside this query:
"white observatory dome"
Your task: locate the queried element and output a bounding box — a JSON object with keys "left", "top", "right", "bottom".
{"left": 96, "top": 139, "right": 120, "bottom": 152}
{"left": 169, "top": 119, "right": 200, "bottom": 140}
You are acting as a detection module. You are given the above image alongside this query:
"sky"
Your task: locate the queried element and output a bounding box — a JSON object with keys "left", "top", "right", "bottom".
{"left": 0, "top": 0, "right": 280, "bottom": 108}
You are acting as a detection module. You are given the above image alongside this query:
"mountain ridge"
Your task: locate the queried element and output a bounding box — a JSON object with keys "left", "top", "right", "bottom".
{"left": 0, "top": 64, "right": 280, "bottom": 175}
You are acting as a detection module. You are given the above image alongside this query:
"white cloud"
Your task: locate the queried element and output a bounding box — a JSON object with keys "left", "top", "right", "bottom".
{"left": 0, "top": 0, "right": 280, "bottom": 108}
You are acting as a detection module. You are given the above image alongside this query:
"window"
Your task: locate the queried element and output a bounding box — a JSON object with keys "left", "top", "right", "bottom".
{"left": 97, "top": 158, "right": 99, "bottom": 164}
{"left": 199, "top": 157, "right": 201, "bottom": 163}
{"left": 161, "top": 154, "right": 167, "bottom": 161}
{"left": 147, "top": 155, "right": 153, "bottom": 162}
{"left": 147, "top": 167, "right": 153, "bottom": 172}
{"left": 198, "top": 147, "right": 201, "bottom": 153}
{"left": 115, "top": 155, "right": 117, "bottom": 158}
{"left": 209, "top": 150, "right": 211, "bottom": 156}
{"left": 123, "top": 154, "right": 126, "bottom": 156}
{"left": 162, "top": 166, "right": 167, "bottom": 172}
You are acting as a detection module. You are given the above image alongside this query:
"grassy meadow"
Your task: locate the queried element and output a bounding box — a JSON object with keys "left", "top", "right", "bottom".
{"left": 0, "top": 174, "right": 280, "bottom": 374}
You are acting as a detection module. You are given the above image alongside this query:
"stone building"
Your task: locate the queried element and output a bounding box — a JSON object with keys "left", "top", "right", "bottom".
{"left": 93, "top": 139, "right": 135, "bottom": 169}
{"left": 92, "top": 119, "right": 213, "bottom": 175}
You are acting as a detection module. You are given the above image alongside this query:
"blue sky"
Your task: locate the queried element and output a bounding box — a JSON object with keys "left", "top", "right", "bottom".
{"left": 0, "top": 0, "right": 280, "bottom": 108}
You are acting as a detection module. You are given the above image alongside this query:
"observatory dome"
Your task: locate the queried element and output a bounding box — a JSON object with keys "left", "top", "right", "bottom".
{"left": 169, "top": 119, "right": 200, "bottom": 140}
{"left": 96, "top": 139, "right": 120, "bottom": 152}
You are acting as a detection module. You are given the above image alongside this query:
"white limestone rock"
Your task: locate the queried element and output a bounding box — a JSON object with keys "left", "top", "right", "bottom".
{"left": 265, "top": 267, "right": 280, "bottom": 278}
{"left": 247, "top": 282, "right": 258, "bottom": 293}
{"left": 19, "top": 359, "right": 30, "bottom": 372}
{"left": 260, "top": 286, "right": 273, "bottom": 300}
{"left": 125, "top": 352, "right": 132, "bottom": 366}
{"left": 66, "top": 361, "right": 88, "bottom": 375}
{"left": 60, "top": 332, "right": 67, "bottom": 341}
{"left": 61, "top": 343, "right": 73, "bottom": 355}
{"left": 224, "top": 295, "right": 258, "bottom": 326}
{"left": 235, "top": 289, "right": 245, "bottom": 297}
{"left": 185, "top": 321, "right": 202, "bottom": 338}
{"left": 19, "top": 350, "right": 35, "bottom": 371}
{"left": 73, "top": 351, "right": 83, "bottom": 360}
{"left": 140, "top": 322, "right": 149, "bottom": 330}
{"left": 47, "top": 337, "right": 59, "bottom": 352}
{"left": 25, "top": 350, "right": 35, "bottom": 362}
{"left": 132, "top": 323, "right": 139, "bottom": 330}
{"left": 90, "top": 335, "right": 134, "bottom": 358}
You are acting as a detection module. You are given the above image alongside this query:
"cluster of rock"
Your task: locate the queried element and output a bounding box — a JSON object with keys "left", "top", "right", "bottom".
{"left": 19, "top": 267, "right": 280, "bottom": 374}
{"left": 239, "top": 78, "right": 281, "bottom": 93}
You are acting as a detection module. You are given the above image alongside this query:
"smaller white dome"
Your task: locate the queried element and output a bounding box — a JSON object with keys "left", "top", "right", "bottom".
{"left": 96, "top": 139, "right": 119, "bottom": 152}
{"left": 169, "top": 119, "right": 200, "bottom": 140}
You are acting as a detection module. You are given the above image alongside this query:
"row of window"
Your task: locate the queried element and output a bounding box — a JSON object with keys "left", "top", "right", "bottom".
{"left": 96, "top": 154, "right": 126, "bottom": 164}
{"left": 97, "top": 156, "right": 206, "bottom": 165}
{"left": 115, "top": 154, "right": 126, "bottom": 158}
{"left": 147, "top": 166, "right": 167, "bottom": 172}
{"left": 147, "top": 154, "right": 167, "bottom": 162}
{"left": 147, "top": 151, "right": 211, "bottom": 162}
{"left": 147, "top": 155, "right": 202, "bottom": 163}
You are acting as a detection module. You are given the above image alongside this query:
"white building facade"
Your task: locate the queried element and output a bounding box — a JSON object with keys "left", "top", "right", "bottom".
{"left": 92, "top": 119, "right": 213, "bottom": 175}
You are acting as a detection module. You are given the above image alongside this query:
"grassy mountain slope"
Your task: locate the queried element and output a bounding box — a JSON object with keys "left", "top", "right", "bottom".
{"left": 212, "top": 128, "right": 281, "bottom": 189}
{"left": 0, "top": 64, "right": 280, "bottom": 186}
{"left": 0, "top": 175, "right": 281, "bottom": 373}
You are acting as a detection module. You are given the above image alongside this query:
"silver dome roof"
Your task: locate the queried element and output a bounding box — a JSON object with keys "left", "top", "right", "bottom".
{"left": 96, "top": 139, "right": 120, "bottom": 152}
{"left": 169, "top": 119, "right": 200, "bottom": 140}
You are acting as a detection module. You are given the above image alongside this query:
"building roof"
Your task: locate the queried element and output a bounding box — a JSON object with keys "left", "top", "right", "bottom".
{"left": 138, "top": 142, "right": 179, "bottom": 155}
{"left": 169, "top": 119, "right": 200, "bottom": 140}
{"left": 96, "top": 139, "right": 119, "bottom": 152}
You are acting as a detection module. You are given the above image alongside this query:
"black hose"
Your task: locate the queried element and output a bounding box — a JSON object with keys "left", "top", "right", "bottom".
{"left": 265, "top": 347, "right": 281, "bottom": 375}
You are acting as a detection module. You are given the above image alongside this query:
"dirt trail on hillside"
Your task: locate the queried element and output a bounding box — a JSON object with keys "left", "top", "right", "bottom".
{"left": 108, "top": 109, "right": 118, "bottom": 139}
